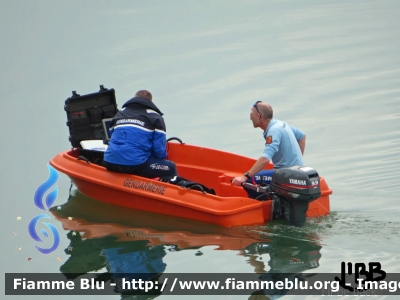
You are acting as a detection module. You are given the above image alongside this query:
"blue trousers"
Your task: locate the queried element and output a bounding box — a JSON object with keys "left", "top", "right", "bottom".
{"left": 103, "top": 155, "right": 178, "bottom": 179}
{"left": 249, "top": 169, "right": 275, "bottom": 185}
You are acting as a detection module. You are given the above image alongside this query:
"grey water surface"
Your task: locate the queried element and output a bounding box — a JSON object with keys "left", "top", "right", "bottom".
{"left": 1, "top": 1, "right": 400, "bottom": 299}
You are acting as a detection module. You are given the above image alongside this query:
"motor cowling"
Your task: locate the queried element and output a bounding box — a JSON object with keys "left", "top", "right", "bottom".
{"left": 271, "top": 166, "right": 321, "bottom": 226}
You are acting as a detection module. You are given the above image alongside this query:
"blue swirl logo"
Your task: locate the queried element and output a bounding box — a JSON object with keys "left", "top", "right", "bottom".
{"left": 28, "top": 164, "right": 61, "bottom": 254}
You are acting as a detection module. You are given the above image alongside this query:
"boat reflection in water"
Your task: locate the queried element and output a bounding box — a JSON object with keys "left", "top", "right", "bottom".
{"left": 50, "top": 189, "right": 323, "bottom": 299}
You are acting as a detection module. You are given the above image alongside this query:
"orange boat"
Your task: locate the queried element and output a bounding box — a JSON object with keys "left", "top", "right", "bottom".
{"left": 50, "top": 141, "right": 332, "bottom": 227}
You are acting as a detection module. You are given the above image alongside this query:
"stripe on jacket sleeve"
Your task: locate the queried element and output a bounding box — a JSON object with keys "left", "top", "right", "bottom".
{"left": 154, "top": 128, "right": 166, "bottom": 134}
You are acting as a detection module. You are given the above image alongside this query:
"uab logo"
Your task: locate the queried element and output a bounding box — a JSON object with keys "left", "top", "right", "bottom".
{"left": 335, "top": 262, "right": 386, "bottom": 292}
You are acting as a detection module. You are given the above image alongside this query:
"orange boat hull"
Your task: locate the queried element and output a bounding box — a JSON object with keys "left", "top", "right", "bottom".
{"left": 50, "top": 143, "right": 331, "bottom": 227}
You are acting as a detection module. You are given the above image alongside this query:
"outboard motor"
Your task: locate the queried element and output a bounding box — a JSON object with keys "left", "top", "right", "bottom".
{"left": 243, "top": 166, "right": 321, "bottom": 226}
{"left": 270, "top": 166, "right": 321, "bottom": 226}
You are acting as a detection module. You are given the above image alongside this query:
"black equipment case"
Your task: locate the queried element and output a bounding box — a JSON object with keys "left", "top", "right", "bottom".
{"left": 64, "top": 85, "right": 118, "bottom": 148}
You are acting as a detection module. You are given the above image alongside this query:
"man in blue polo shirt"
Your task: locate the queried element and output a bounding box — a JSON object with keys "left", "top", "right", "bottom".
{"left": 232, "top": 101, "right": 306, "bottom": 187}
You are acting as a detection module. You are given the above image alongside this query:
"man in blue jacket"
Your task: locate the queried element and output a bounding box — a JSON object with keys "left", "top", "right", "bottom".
{"left": 103, "top": 90, "right": 177, "bottom": 179}
{"left": 232, "top": 101, "right": 305, "bottom": 187}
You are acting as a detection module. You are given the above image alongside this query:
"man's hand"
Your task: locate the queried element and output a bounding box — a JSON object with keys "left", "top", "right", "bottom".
{"left": 232, "top": 175, "right": 248, "bottom": 186}
{"left": 232, "top": 156, "right": 271, "bottom": 187}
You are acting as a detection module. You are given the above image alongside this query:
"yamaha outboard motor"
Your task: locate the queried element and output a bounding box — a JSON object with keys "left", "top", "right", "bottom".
{"left": 243, "top": 166, "right": 321, "bottom": 226}
{"left": 270, "top": 166, "right": 321, "bottom": 226}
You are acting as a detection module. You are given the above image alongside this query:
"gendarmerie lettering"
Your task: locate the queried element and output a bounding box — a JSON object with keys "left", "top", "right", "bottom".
{"left": 124, "top": 179, "right": 166, "bottom": 194}
{"left": 115, "top": 118, "right": 145, "bottom": 126}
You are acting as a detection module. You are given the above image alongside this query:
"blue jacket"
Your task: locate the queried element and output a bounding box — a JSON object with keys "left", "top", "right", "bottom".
{"left": 104, "top": 97, "right": 167, "bottom": 166}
